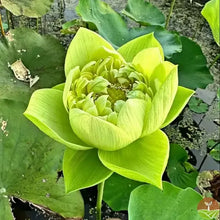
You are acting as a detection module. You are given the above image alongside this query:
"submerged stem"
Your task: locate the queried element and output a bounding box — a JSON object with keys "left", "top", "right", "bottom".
{"left": 0, "top": 12, "right": 5, "bottom": 37}
{"left": 96, "top": 181, "right": 105, "bottom": 220}
{"left": 165, "top": 0, "right": 176, "bottom": 29}
{"left": 209, "top": 53, "right": 220, "bottom": 69}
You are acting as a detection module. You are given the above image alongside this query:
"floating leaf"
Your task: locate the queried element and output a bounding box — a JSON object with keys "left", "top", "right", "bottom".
{"left": 128, "top": 182, "right": 203, "bottom": 220}
{"left": 207, "top": 140, "right": 220, "bottom": 161}
{"left": 103, "top": 173, "right": 142, "bottom": 211}
{"left": 0, "top": 28, "right": 65, "bottom": 102}
{"left": 188, "top": 97, "right": 209, "bottom": 113}
{"left": 0, "top": 28, "right": 83, "bottom": 219}
{"left": 1, "top": 0, "right": 54, "bottom": 17}
{"left": 201, "top": 0, "right": 220, "bottom": 46}
{"left": 76, "top": 0, "right": 181, "bottom": 58}
{"left": 169, "top": 36, "right": 213, "bottom": 89}
{"left": 122, "top": 0, "right": 165, "bottom": 26}
{"left": 167, "top": 144, "right": 198, "bottom": 189}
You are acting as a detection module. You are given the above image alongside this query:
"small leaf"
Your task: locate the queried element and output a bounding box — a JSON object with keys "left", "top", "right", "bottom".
{"left": 63, "top": 148, "right": 112, "bottom": 192}
{"left": 103, "top": 173, "right": 142, "bottom": 211}
{"left": 207, "top": 140, "right": 220, "bottom": 161}
{"left": 167, "top": 144, "right": 198, "bottom": 189}
{"left": 201, "top": 0, "right": 220, "bottom": 46}
{"left": 128, "top": 182, "right": 203, "bottom": 220}
{"left": 1, "top": 0, "right": 54, "bottom": 17}
{"left": 99, "top": 130, "right": 169, "bottom": 189}
{"left": 0, "top": 196, "right": 14, "bottom": 220}
{"left": 188, "top": 97, "right": 209, "bottom": 113}
{"left": 169, "top": 36, "right": 213, "bottom": 89}
{"left": 122, "top": 0, "right": 165, "bottom": 26}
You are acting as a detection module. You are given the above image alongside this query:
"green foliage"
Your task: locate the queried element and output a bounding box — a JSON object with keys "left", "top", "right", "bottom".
{"left": 201, "top": 0, "right": 220, "bottom": 46}
{"left": 207, "top": 140, "right": 220, "bottom": 161}
{"left": 189, "top": 97, "right": 209, "bottom": 113}
{"left": 103, "top": 174, "right": 142, "bottom": 211}
{"left": 76, "top": 0, "right": 182, "bottom": 58}
{"left": 122, "top": 0, "right": 165, "bottom": 26}
{"left": 1, "top": 0, "right": 54, "bottom": 17}
{"left": 167, "top": 144, "right": 198, "bottom": 188}
{"left": 0, "top": 28, "right": 84, "bottom": 219}
{"left": 128, "top": 182, "right": 203, "bottom": 220}
{"left": 169, "top": 36, "right": 213, "bottom": 89}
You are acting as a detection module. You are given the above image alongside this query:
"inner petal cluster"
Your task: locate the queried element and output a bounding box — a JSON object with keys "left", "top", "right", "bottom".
{"left": 67, "top": 56, "right": 153, "bottom": 124}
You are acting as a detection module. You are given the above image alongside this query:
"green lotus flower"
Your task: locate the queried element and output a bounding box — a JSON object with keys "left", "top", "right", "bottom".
{"left": 24, "top": 28, "right": 194, "bottom": 192}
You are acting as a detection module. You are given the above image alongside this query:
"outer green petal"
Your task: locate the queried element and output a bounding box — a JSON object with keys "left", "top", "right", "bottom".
{"left": 117, "top": 32, "right": 164, "bottom": 62}
{"left": 63, "top": 148, "right": 113, "bottom": 192}
{"left": 132, "top": 48, "right": 163, "bottom": 79}
{"left": 161, "top": 86, "right": 194, "bottom": 128}
{"left": 24, "top": 89, "right": 91, "bottom": 150}
{"left": 69, "top": 108, "right": 133, "bottom": 151}
{"left": 65, "top": 28, "right": 124, "bottom": 76}
{"left": 201, "top": 0, "right": 219, "bottom": 46}
{"left": 142, "top": 66, "right": 178, "bottom": 136}
{"left": 53, "top": 83, "right": 65, "bottom": 91}
{"left": 150, "top": 61, "right": 175, "bottom": 91}
{"left": 98, "top": 130, "right": 169, "bottom": 189}
{"left": 117, "top": 99, "right": 149, "bottom": 141}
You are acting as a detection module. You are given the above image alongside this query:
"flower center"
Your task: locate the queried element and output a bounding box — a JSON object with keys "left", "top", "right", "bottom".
{"left": 67, "top": 56, "right": 153, "bottom": 124}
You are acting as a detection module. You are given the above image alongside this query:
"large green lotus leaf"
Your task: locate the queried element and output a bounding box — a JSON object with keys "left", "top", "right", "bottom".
{"left": 161, "top": 86, "right": 194, "bottom": 128}
{"left": 143, "top": 67, "right": 178, "bottom": 136}
{"left": 99, "top": 130, "right": 169, "bottom": 189}
{"left": 76, "top": 0, "right": 181, "bottom": 58}
{"left": 128, "top": 182, "right": 203, "bottom": 220}
{"left": 63, "top": 148, "right": 112, "bottom": 192}
{"left": 1, "top": 0, "right": 53, "bottom": 17}
{"left": 103, "top": 173, "right": 142, "bottom": 211}
{"left": 169, "top": 36, "right": 213, "bottom": 89}
{"left": 122, "top": 0, "right": 165, "bottom": 26}
{"left": 201, "top": 0, "right": 219, "bottom": 46}
{"left": 0, "top": 99, "right": 84, "bottom": 219}
{"left": 24, "top": 89, "right": 91, "bottom": 150}
{"left": 65, "top": 27, "right": 124, "bottom": 76}
{"left": 167, "top": 144, "right": 198, "bottom": 189}
{"left": 0, "top": 28, "right": 65, "bottom": 102}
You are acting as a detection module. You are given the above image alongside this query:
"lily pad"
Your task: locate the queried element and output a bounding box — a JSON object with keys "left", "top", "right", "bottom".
{"left": 167, "top": 144, "right": 198, "bottom": 189}
{"left": 188, "top": 97, "right": 209, "bottom": 113}
{"left": 128, "top": 182, "right": 203, "bottom": 220}
{"left": 0, "top": 28, "right": 65, "bottom": 102}
{"left": 207, "top": 140, "right": 220, "bottom": 161}
{"left": 169, "top": 36, "right": 213, "bottom": 89}
{"left": 0, "top": 28, "right": 83, "bottom": 219}
{"left": 122, "top": 0, "right": 165, "bottom": 26}
{"left": 76, "top": 0, "right": 181, "bottom": 58}
{"left": 1, "top": 0, "right": 54, "bottom": 17}
{"left": 103, "top": 173, "right": 142, "bottom": 211}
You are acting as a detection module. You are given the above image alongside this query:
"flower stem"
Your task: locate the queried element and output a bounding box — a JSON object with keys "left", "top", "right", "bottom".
{"left": 0, "top": 12, "right": 5, "bottom": 37}
{"left": 209, "top": 53, "right": 220, "bottom": 69}
{"left": 165, "top": 0, "right": 176, "bottom": 29}
{"left": 96, "top": 181, "right": 105, "bottom": 220}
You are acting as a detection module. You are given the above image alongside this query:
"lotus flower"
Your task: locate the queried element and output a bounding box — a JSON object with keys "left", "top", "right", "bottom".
{"left": 24, "top": 28, "right": 194, "bottom": 192}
